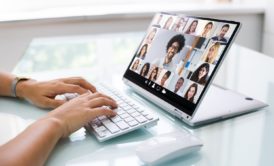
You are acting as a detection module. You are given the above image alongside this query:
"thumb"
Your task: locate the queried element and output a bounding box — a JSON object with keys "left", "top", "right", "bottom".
{"left": 42, "top": 97, "right": 66, "bottom": 109}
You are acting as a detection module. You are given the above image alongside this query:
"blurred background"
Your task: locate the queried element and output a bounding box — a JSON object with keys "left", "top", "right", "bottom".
{"left": 0, "top": 0, "right": 273, "bottom": 75}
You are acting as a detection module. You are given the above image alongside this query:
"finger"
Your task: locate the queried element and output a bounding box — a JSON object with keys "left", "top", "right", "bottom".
{"left": 89, "top": 107, "right": 117, "bottom": 117}
{"left": 41, "top": 97, "right": 66, "bottom": 109}
{"left": 88, "top": 97, "right": 118, "bottom": 109}
{"left": 55, "top": 84, "right": 88, "bottom": 95}
{"left": 79, "top": 91, "right": 92, "bottom": 98}
{"left": 62, "top": 77, "right": 97, "bottom": 93}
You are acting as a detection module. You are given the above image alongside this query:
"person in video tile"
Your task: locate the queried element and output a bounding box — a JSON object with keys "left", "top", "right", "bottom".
{"left": 185, "top": 20, "right": 198, "bottom": 35}
{"left": 201, "top": 22, "right": 213, "bottom": 38}
{"left": 145, "top": 28, "right": 157, "bottom": 45}
{"left": 160, "top": 71, "right": 171, "bottom": 87}
{"left": 131, "top": 59, "right": 141, "bottom": 72}
{"left": 211, "top": 24, "right": 230, "bottom": 43}
{"left": 202, "top": 42, "right": 220, "bottom": 64}
{"left": 184, "top": 83, "right": 198, "bottom": 103}
{"left": 137, "top": 44, "right": 148, "bottom": 60}
{"left": 153, "top": 14, "right": 163, "bottom": 28}
{"left": 190, "top": 63, "right": 210, "bottom": 85}
{"left": 174, "top": 77, "right": 184, "bottom": 93}
{"left": 148, "top": 66, "right": 159, "bottom": 82}
{"left": 140, "top": 63, "right": 150, "bottom": 77}
{"left": 163, "top": 16, "right": 173, "bottom": 30}
{"left": 153, "top": 34, "right": 185, "bottom": 71}
{"left": 171, "top": 17, "right": 187, "bottom": 32}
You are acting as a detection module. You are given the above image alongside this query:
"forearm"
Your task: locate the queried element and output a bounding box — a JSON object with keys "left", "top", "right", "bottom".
{"left": 0, "top": 72, "right": 15, "bottom": 97}
{"left": 0, "top": 117, "right": 64, "bottom": 166}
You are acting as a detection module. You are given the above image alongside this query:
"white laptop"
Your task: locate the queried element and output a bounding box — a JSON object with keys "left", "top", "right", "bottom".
{"left": 122, "top": 12, "right": 268, "bottom": 126}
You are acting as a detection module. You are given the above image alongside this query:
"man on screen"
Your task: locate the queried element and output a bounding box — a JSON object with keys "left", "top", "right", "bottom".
{"left": 211, "top": 24, "right": 230, "bottom": 43}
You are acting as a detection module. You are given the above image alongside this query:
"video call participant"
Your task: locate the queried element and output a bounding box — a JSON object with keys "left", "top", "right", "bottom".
{"left": 137, "top": 44, "right": 148, "bottom": 60}
{"left": 153, "top": 14, "right": 163, "bottom": 28}
{"left": 153, "top": 34, "right": 185, "bottom": 71}
{"left": 140, "top": 63, "right": 150, "bottom": 77}
{"left": 200, "top": 22, "right": 213, "bottom": 38}
{"left": 202, "top": 42, "right": 220, "bottom": 64}
{"left": 190, "top": 63, "right": 210, "bottom": 85}
{"left": 131, "top": 59, "right": 140, "bottom": 72}
{"left": 174, "top": 77, "right": 184, "bottom": 94}
{"left": 159, "top": 71, "right": 171, "bottom": 87}
{"left": 148, "top": 66, "right": 159, "bottom": 82}
{"left": 184, "top": 83, "right": 198, "bottom": 103}
{"left": 171, "top": 17, "right": 187, "bottom": 32}
{"left": 185, "top": 20, "right": 198, "bottom": 35}
{"left": 211, "top": 24, "right": 230, "bottom": 43}
{"left": 163, "top": 16, "right": 174, "bottom": 30}
{"left": 145, "top": 28, "right": 157, "bottom": 45}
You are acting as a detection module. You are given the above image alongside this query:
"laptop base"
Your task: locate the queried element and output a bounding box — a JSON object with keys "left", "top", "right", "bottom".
{"left": 188, "top": 84, "right": 268, "bottom": 126}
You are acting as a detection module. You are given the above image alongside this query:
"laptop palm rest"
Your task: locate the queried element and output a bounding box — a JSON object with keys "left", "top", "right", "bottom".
{"left": 190, "top": 85, "right": 268, "bottom": 125}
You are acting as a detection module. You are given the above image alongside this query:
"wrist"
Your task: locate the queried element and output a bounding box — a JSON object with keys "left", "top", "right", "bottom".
{"left": 16, "top": 79, "right": 35, "bottom": 99}
{"left": 38, "top": 117, "right": 66, "bottom": 139}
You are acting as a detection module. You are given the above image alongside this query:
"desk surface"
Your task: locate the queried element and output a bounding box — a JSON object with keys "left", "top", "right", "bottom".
{"left": 1, "top": 33, "right": 274, "bottom": 166}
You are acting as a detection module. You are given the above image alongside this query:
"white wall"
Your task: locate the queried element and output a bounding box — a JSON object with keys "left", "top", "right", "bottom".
{"left": 262, "top": 0, "right": 274, "bottom": 57}
{"left": 0, "top": 10, "right": 264, "bottom": 72}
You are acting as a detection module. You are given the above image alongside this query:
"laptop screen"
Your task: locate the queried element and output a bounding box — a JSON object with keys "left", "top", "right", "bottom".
{"left": 123, "top": 12, "right": 240, "bottom": 117}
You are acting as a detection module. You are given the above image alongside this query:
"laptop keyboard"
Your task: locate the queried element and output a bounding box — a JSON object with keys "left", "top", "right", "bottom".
{"left": 85, "top": 83, "right": 159, "bottom": 142}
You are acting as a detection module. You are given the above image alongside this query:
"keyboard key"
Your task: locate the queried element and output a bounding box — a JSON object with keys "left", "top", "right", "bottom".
{"left": 96, "top": 129, "right": 111, "bottom": 138}
{"left": 116, "top": 99, "right": 123, "bottom": 103}
{"left": 96, "top": 131, "right": 106, "bottom": 138}
{"left": 116, "top": 109, "right": 126, "bottom": 115}
{"left": 141, "top": 111, "right": 149, "bottom": 116}
{"left": 135, "top": 115, "right": 147, "bottom": 123}
{"left": 128, "top": 120, "right": 139, "bottom": 127}
{"left": 127, "top": 102, "right": 135, "bottom": 106}
{"left": 102, "top": 120, "right": 120, "bottom": 134}
{"left": 127, "top": 108, "right": 136, "bottom": 114}
{"left": 136, "top": 108, "right": 145, "bottom": 113}
{"left": 115, "top": 121, "right": 129, "bottom": 130}
{"left": 95, "top": 126, "right": 107, "bottom": 132}
{"left": 110, "top": 116, "right": 122, "bottom": 123}
{"left": 119, "top": 103, "right": 128, "bottom": 108}
{"left": 119, "top": 113, "right": 130, "bottom": 119}
{"left": 94, "top": 126, "right": 107, "bottom": 137}
{"left": 90, "top": 118, "right": 102, "bottom": 127}
{"left": 98, "top": 115, "right": 107, "bottom": 121}
{"left": 124, "top": 99, "right": 131, "bottom": 103}
{"left": 131, "top": 111, "right": 140, "bottom": 117}
{"left": 120, "top": 96, "right": 127, "bottom": 101}
{"left": 145, "top": 114, "right": 154, "bottom": 120}
{"left": 101, "top": 119, "right": 112, "bottom": 124}
{"left": 122, "top": 105, "right": 131, "bottom": 110}
{"left": 133, "top": 105, "right": 139, "bottom": 109}
{"left": 116, "top": 94, "right": 123, "bottom": 98}
{"left": 124, "top": 116, "right": 135, "bottom": 123}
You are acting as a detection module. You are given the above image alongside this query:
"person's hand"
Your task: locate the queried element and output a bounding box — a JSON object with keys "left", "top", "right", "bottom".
{"left": 16, "top": 77, "right": 96, "bottom": 109}
{"left": 44, "top": 92, "right": 117, "bottom": 137}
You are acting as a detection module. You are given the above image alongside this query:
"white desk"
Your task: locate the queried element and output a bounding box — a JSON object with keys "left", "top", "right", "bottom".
{"left": 0, "top": 34, "right": 274, "bottom": 166}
